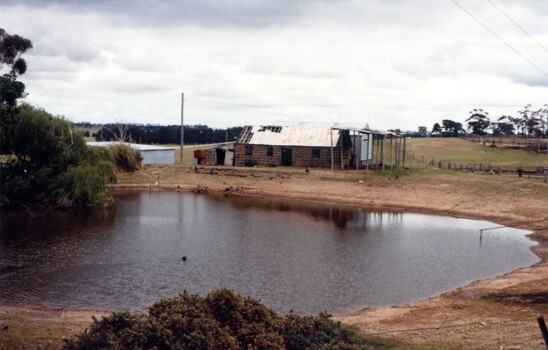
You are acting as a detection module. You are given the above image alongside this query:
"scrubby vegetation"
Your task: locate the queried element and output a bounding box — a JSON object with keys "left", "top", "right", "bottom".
{"left": 0, "top": 104, "right": 117, "bottom": 208}
{"left": 107, "top": 143, "right": 143, "bottom": 172}
{"left": 64, "top": 289, "right": 385, "bottom": 350}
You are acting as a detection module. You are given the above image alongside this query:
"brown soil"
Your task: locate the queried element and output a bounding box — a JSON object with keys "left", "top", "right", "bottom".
{"left": 1, "top": 166, "right": 547, "bottom": 349}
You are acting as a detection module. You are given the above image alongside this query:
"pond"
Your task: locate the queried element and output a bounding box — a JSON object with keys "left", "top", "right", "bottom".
{"left": 0, "top": 191, "right": 539, "bottom": 314}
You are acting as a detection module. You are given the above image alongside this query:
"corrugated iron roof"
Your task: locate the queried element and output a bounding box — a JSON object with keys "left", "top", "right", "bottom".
{"left": 242, "top": 125, "right": 341, "bottom": 147}
{"left": 87, "top": 141, "right": 176, "bottom": 151}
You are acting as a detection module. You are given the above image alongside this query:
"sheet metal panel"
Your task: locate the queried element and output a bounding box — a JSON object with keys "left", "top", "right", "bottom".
{"left": 247, "top": 126, "right": 340, "bottom": 147}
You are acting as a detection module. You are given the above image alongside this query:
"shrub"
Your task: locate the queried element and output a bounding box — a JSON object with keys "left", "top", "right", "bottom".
{"left": 64, "top": 289, "right": 378, "bottom": 350}
{"left": 0, "top": 104, "right": 116, "bottom": 208}
{"left": 244, "top": 159, "right": 257, "bottom": 167}
{"left": 49, "top": 161, "right": 115, "bottom": 207}
{"left": 107, "top": 143, "right": 143, "bottom": 172}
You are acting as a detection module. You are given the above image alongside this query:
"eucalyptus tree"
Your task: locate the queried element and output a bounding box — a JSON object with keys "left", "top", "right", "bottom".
{"left": 516, "top": 104, "right": 544, "bottom": 137}
{"left": 466, "top": 109, "right": 491, "bottom": 136}
{"left": 0, "top": 28, "right": 33, "bottom": 155}
{"left": 442, "top": 119, "right": 464, "bottom": 137}
{"left": 492, "top": 115, "right": 515, "bottom": 136}
{"left": 431, "top": 123, "right": 442, "bottom": 136}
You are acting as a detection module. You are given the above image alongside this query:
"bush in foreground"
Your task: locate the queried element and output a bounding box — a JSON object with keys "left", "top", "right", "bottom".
{"left": 64, "top": 289, "right": 384, "bottom": 350}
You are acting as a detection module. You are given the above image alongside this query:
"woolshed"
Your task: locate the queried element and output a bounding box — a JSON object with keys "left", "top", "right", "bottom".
{"left": 229, "top": 125, "right": 381, "bottom": 169}
{"left": 87, "top": 142, "right": 176, "bottom": 165}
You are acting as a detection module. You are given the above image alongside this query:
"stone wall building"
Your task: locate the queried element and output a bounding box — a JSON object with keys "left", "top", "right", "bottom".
{"left": 204, "top": 125, "right": 404, "bottom": 170}
{"left": 231, "top": 125, "right": 359, "bottom": 169}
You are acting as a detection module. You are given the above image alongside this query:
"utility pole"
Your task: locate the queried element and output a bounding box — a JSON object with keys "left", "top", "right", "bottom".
{"left": 180, "top": 93, "right": 184, "bottom": 165}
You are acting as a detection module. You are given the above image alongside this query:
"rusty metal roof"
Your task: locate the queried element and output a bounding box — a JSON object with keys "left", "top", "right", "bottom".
{"left": 240, "top": 125, "right": 341, "bottom": 147}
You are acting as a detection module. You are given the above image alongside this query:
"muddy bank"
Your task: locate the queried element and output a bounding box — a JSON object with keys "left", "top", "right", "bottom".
{"left": 1, "top": 167, "right": 547, "bottom": 349}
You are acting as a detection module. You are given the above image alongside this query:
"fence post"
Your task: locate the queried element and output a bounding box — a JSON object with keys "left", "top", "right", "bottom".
{"left": 538, "top": 316, "right": 548, "bottom": 349}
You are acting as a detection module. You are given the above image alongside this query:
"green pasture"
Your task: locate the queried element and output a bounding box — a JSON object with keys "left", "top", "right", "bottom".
{"left": 406, "top": 137, "right": 547, "bottom": 168}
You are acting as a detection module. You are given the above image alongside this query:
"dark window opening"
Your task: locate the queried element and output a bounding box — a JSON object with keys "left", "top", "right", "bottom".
{"left": 266, "top": 146, "right": 273, "bottom": 157}
{"left": 245, "top": 145, "right": 253, "bottom": 155}
{"left": 312, "top": 148, "right": 321, "bottom": 159}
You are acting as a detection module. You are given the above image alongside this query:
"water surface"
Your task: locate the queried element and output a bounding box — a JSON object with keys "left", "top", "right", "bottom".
{"left": 0, "top": 191, "right": 538, "bottom": 314}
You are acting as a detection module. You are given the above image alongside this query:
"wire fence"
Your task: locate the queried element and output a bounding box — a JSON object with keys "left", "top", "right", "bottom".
{"left": 464, "top": 136, "right": 548, "bottom": 153}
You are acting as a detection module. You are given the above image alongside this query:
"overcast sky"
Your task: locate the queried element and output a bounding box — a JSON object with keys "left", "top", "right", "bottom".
{"left": 1, "top": 0, "right": 547, "bottom": 131}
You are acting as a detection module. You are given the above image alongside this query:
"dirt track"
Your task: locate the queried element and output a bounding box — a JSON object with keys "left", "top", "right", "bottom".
{"left": 1, "top": 166, "right": 547, "bottom": 349}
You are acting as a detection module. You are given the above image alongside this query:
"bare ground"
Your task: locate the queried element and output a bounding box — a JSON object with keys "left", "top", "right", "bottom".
{"left": 1, "top": 165, "right": 547, "bottom": 349}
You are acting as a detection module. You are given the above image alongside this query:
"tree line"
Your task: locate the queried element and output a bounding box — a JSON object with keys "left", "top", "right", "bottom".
{"left": 84, "top": 123, "right": 243, "bottom": 145}
{"left": 418, "top": 105, "right": 548, "bottom": 138}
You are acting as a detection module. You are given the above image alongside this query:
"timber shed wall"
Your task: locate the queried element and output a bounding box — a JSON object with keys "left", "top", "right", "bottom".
{"left": 205, "top": 149, "right": 216, "bottom": 165}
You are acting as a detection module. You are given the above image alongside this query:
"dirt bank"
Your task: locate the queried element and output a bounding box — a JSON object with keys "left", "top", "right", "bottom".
{"left": 1, "top": 166, "right": 547, "bottom": 349}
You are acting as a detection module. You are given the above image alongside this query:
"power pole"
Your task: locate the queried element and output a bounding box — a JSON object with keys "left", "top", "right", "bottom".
{"left": 180, "top": 93, "right": 184, "bottom": 165}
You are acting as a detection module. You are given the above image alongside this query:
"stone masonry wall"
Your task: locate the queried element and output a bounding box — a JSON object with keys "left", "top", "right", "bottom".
{"left": 233, "top": 143, "right": 350, "bottom": 168}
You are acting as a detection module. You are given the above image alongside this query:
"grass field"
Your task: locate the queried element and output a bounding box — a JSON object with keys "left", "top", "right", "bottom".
{"left": 406, "top": 137, "right": 547, "bottom": 168}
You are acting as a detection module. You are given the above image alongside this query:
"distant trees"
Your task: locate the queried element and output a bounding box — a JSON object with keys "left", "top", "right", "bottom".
{"left": 428, "top": 104, "right": 547, "bottom": 138}
{"left": 431, "top": 123, "right": 442, "bottom": 136}
{"left": 491, "top": 115, "right": 515, "bottom": 136}
{"left": 517, "top": 104, "right": 547, "bottom": 137}
{"left": 91, "top": 123, "right": 243, "bottom": 145}
{"left": 442, "top": 119, "right": 464, "bottom": 137}
{"left": 429, "top": 120, "right": 463, "bottom": 137}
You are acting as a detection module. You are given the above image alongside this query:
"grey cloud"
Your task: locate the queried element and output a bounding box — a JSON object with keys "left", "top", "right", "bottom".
{"left": 509, "top": 73, "right": 548, "bottom": 88}
{"left": 3, "top": 0, "right": 329, "bottom": 28}
{"left": 26, "top": 32, "right": 103, "bottom": 66}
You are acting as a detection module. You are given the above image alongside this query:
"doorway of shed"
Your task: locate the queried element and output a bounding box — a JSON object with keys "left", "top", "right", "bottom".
{"left": 216, "top": 149, "right": 225, "bottom": 165}
{"left": 281, "top": 148, "right": 292, "bottom": 166}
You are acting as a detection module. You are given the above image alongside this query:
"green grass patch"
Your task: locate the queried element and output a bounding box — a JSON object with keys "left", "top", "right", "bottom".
{"left": 407, "top": 138, "right": 547, "bottom": 168}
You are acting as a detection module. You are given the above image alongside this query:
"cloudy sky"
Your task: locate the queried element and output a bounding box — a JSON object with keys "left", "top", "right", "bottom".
{"left": 1, "top": 0, "right": 547, "bottom": 131}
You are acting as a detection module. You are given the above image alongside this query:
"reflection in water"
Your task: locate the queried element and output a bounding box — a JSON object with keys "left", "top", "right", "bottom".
{"left": 0, "top": 191, "right": 538, "bottom": 314}
{"left": 215, "top": 194, "right": 404, "bottom": 230}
